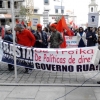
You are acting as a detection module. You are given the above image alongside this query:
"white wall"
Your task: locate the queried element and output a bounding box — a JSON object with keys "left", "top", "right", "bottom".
{"left": 33, "top": 0, "right": 66, "bottom": 15}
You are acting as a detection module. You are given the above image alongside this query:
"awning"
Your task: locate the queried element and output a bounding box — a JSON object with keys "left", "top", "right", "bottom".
{"left": 0, "top": 14, "right": 11, "bottom": 19}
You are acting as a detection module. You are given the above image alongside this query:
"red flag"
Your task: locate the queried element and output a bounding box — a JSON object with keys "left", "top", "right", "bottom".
{"left": 56, "top": 16, "right": 72, "bottom": 48}
{"left": 70, "top": 20, "right": 73, "bottom": 25}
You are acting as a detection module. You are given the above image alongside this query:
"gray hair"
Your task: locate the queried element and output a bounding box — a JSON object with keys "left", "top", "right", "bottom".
{"left": 15, "top": 24, "right": 24, "bottom": 29}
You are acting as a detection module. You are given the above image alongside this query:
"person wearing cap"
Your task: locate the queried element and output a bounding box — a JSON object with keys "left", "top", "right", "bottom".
{"left": 34, "top": 24, "right": 48, "bottom": 48}
{"left": 48, "top": 23, "right": 63, "bottom": 48}
{"left": 4, "top": 25, "right": 14, "bottom": 71}
{"left": 15, "top": 23, "right": 36, "bottom": 73}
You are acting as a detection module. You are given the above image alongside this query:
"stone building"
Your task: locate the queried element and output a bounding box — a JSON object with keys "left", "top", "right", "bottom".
{"left": 0, "top": 0, "right": 24, "bottom": 26}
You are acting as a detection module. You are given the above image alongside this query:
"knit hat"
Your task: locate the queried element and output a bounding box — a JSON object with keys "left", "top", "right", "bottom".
{"left": 5, "top": 25, "right": 11, "bottom": 31}
{"left": 37, "top": 24, "right": 42, "bottom": 28}
{"left": 50, "top": 23, "right": 57, "bottom": 29}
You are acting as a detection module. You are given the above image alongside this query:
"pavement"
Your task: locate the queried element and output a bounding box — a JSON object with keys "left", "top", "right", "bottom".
{"left": 0, "top": 62, "right": 100, "bottom": 100}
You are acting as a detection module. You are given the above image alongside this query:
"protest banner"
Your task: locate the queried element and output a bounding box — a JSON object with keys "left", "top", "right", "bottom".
{"left": 1, "top": 41, "right": 34, "bottom": 69}
{"left": 65, "top": 36, "right": 78, "bottom": 48}
{"left": 65, "top": 36, "right": 87, "bottom": 48}
{"left": 0, "top": 41, "right": 98, "bottom": 72}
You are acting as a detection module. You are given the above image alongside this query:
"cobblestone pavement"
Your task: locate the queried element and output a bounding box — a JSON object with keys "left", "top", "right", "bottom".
{"left": 0, "top": 62, "right": 100, "bottom": 84}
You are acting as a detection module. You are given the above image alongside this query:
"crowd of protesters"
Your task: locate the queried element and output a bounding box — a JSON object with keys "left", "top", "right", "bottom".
{"left": 0, "top": 23, "right": 100, "bottom": 74}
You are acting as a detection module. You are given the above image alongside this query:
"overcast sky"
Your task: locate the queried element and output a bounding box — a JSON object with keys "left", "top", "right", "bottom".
{"left": 62, "top": 0, "right": 100, "bottom": 25}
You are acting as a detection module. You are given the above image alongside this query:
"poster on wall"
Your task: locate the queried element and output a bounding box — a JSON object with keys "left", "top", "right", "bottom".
{"left": 33, "top": 18, "right": 38, "bottom": 26}
{"left": 88, "top": 13, "right": 99, "bottom": 27}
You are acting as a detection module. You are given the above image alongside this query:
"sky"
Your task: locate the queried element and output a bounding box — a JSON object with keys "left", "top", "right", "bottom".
{"left": 62, "top": 0, "right": 100, "bottom": 25}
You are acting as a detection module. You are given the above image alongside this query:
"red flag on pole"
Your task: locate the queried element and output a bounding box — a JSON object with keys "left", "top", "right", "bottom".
{"left": 56, "top": 16, "right": 72, "bottom": 48}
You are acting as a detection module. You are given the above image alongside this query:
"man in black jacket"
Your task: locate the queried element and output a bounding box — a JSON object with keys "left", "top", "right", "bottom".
{"left": 34, "top": 24, "right": 48, "bottom": 48}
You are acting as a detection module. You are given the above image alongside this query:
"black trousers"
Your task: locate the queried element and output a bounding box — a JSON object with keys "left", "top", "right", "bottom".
{"left": 8, "top": 64, "right": 14, "bottom": 71}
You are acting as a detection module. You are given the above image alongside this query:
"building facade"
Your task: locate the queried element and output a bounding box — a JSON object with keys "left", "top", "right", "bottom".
{"left": 89, "top": 0, "right": 98, "bottom": 13}
{"left": 32, "top": 0, "right": 76, "bottom": 27}
{"left": 0, "top": 0, "right": 24, "bottom": 26}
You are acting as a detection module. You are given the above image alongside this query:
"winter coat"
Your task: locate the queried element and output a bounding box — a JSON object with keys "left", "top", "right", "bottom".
{"left": 3, "top": 32, "right": 13, "bottom": 42}
{"left": 77, "top": 32, "right": 87, "bottom": 47}
{"left": 16, "top": 29, "right": 36, "bottom": 47}
{"left": 50, "top": 31, "right": 63, "bottom": 48}
{"left": 34, "top": 31, "right": 48, "bottom": 48}
{"left": 86, "top": 31, "right": 97, "bottom": 47}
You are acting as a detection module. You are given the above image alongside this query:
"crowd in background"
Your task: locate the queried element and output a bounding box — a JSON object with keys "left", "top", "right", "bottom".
{"left": 0, "top": 23, "right": 100, "bottom": 73}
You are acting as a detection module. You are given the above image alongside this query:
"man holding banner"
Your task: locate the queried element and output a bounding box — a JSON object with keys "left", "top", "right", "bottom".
{"left": 15, "top": 24, "right": 36, "bottom": 73}
{"left": 48, "top": 24, "right": 63, "bottom": 48}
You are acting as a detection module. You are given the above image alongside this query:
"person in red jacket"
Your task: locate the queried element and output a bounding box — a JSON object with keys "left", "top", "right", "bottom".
{"left": 15, "top": 24, "right": 36, "bottom": 73}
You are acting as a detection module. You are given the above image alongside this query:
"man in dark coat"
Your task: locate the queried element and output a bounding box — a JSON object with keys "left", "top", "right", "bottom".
{"left": 34, "top": 24, "right": 48, "bottom": 48}
{"left": 86, "top": 27, "right": 97, "bottom": 47}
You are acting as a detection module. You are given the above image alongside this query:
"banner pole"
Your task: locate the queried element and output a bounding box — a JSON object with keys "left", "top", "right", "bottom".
{"left": 10, "top": 0, "right": 17, "bottom": 82}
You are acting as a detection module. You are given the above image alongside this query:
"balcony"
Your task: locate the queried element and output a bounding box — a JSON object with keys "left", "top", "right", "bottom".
{"left": 0, "top": 7, "right": 21, "bottom": 16}
{"left": 0, "top": 8, "right": 8, "bottom": 14}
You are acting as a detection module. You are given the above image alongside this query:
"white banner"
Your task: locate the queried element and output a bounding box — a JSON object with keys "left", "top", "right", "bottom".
{"left": 34, "top": 47, "right": 98, "bottom": 72}
{"left": 65, "top": 36, "right": 78, "bottom": 48}
{"left": 0, "top": 41, "right": 98, "bottom": 72}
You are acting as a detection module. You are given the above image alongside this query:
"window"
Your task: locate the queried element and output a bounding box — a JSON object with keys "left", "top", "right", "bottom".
{"left": 14, "top": 1, "right": 18, "bottom": 9}
{"left": 61, "top": 9, "right": 64, "bottom": 14}
{"left": 44, "top": 10, "right": 49, "bottom": 12}
{"left": 8, "top": 1, "right": 10, "bottom": 8}
{"left": 0, "top": 1, "right": 3, "bottom": 8}
{"left": 55, "top": 9, "right": 58, "bottom": 13}
{"left": 44, "top": 0, "right": 49, "bottom": 5}
{"left": 34, "top": 9, "right": 38, "bottom": 13}
{"left": 1, "top": 19, "right": 5, "bottom": 26}
{"left": 91, "top": 7, "right": 93, "bottom": 12}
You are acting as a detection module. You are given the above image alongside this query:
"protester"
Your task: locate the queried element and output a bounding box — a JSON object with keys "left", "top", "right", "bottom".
{"left": 98, "top": 26, "right": 100, "bottom": 49}
{"left": 86, "top": 27, "right": 97, "bottom": 47}
{"left": 77, "top": 27, "right": 87, "bottom": 47}
{"left": 15, "top": 24, "right": 36, "bottom": 73}
{"left": 34, "top": 24, "right": 48, "bottom": 48}
{"left": 48, "top": 23, "right": 63, "bottom": 48}
{"left": 97, "top": 27, "right": 100, "bottom": 84}
{"left": 3, "top": 25, "right": 14, "bottom": 71}
{"left": 43, "top": 27, "right": 51, "bottom": 37}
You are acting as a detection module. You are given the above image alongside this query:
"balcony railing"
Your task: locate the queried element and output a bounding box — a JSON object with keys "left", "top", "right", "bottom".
{"left": 0, "top": 8, "right": 20, "bottom": 14}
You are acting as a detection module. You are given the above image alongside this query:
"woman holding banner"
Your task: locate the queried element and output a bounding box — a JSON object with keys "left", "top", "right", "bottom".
{"left": 77, "top": 27, "right": 87, "bottom": 47}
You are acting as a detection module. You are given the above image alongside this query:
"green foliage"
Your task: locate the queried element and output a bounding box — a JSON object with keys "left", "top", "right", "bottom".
{"left": 19, "top": 6, "right": 29, "bottom": 17}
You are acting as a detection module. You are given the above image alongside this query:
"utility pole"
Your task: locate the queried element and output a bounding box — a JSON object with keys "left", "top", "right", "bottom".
{"left": 10, "top": 0, "right": 17, "bottom": 82}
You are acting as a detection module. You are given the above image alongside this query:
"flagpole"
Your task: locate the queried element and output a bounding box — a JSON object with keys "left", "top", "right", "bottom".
{"left": 10, "top": 0, "right": 17, "bottom": 82}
